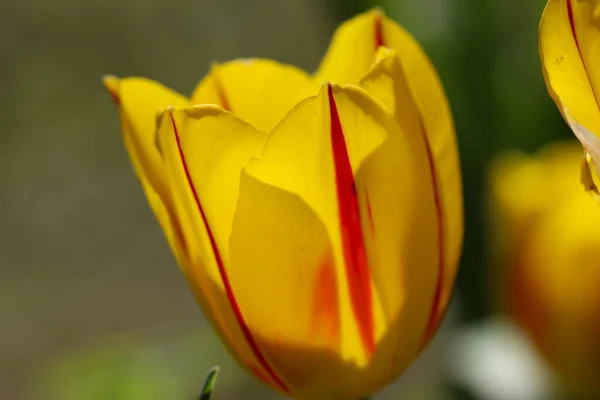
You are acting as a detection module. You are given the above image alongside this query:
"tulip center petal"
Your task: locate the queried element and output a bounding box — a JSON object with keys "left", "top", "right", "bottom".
{"left": 191, "top": 59, "right": 315, "bottom": 133}
{"left": 328, "top": 85, "right": 375, "bottom": 357}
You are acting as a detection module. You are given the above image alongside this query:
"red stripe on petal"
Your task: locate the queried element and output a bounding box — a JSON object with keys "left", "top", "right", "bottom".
{"left": 374, "top": 13, "right": 385, "bottom": 49}
{"left": 567, "top": 0, "right": 579, "bottom": 48}
{"left": 327, "top": 85, "right": 375, "bottom": 356}
{"left": 419, "top": 120, "right": 446, "bottom": 347}
{"left": 168, "top": 111, "right": 288, "bottom": 393}
{"left": 109, "top": 91, "right": 120, "bottom": 105}
{"left": 103, "top": 77, "right": 121, "bottom": 105}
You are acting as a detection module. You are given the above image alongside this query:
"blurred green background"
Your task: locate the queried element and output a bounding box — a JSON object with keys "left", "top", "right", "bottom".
{"left": 1, "top": 0, "right": 573, "bottom": 399}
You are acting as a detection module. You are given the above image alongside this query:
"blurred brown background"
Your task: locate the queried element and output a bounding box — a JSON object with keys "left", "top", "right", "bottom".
{"left": 0, "top": 0, "right": 572, "bottom": 399}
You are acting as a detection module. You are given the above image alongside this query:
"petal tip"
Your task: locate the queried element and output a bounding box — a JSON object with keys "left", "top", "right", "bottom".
{"left": 102, "top": 74, "right": 119, "bottom": 84}
{"left": 102, "top": 75, "right": 120, "bottom": 105}
{"left": 238, "top": 58, "right": 256, "bottom": 66}
{"left": 370, "top": 6, "right": 385, "bottom": 18}
{"left": 319, "top": 81, "right": 336, "bottom": 95}
{"left": 323, "top": 81, "right": 345, "bottom": 91}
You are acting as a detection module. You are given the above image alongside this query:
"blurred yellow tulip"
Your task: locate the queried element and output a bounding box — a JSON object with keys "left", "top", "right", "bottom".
{"left": 540, "top": 0, "right": 600, "bottom": 190}
{"left": 103, "top": 9, "right": 462, "bottom": 399}
{"left": 490, "top": 141, "right": 600, "bottom": 397}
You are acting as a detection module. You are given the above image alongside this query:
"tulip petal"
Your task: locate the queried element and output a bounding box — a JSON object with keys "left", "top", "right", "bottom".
{"left": 236, "top": 83, "right": 385, "bottom": 360}
{"left": 229, "top": 172, "right": 343, "bottom": 399}
{"left": 371, "top": 19, "right": 464, "bottom": 302}
{"left": 315, "top": 7, "right": 463, "bottom": 341}
{"left": 581, "top": 151, "right": 600, "bottom": 196}
{"left": 350, "top": 94, "right": 439, "bottom": 383}
{"left": 540, "top": 0, "right": 600, "bottom": 174}
{"left": 228, "top": 83, "right": 439, "bottom": 396}
{"left": 568, "top": 0, "right": 600, "bottom": 102}
{"left": 103, "top": 76, "right": 189, "bottom": 261}
{"left": 314, "top": 9, "right": 385, "bottom": 85}
{"left": 359, "top": 48, "right": 463, "bottom": 344}
{"left": 155, "top": 107, "right": 290, "bottom": 393}
{"left": 381, "top": 19, "right": 464, "bottom": 340}
{"left": 191, "top": 59, "right": 315, "bottom": 133}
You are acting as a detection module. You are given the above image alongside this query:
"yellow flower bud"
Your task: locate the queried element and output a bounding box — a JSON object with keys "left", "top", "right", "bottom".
{"left": 490, "top": 141, "right": 600, "bottom": 397}
{"left": 103, "top": 9, "right": 463, "bottom": 399}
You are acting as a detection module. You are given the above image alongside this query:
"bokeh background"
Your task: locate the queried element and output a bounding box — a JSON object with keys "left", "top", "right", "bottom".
{"left": 1, "top": 0, "right": 580, "bottom": 399}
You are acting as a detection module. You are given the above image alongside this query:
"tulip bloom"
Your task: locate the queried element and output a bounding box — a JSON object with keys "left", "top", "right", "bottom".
{"left": 540, "top": 0, "right": 600, "bottom": 189}
{"left": 103, "top": 9, "right": 462, "bottom": 399}
{"left": 490, "top": 142, "right": 600, "bottom": 397}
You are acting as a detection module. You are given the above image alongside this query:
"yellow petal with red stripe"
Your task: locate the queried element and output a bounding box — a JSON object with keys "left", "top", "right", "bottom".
{"left": 315, "top": 9, "right": 462, "bottom": 340}
{"left": 155, "top": 106, "right": 290, "bottom": 394}
{"left": 371, "top": 18, "right": 464, "bottom": 328}
{"left": 359, "top": 48, "right": 462, "bottom": 344}
{"left": 190, "top": 59, "right": 315, "bottom": 133}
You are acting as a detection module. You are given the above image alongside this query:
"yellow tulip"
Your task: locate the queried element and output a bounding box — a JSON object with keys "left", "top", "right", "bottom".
{"left": 490, "top": 141, "right": 600, "bottom": 397}
{"left": 540, "top": 0, "right": 600, "bottom": 190}
{"left": 103, "top": 9, "right": 462, "bottom": 399}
